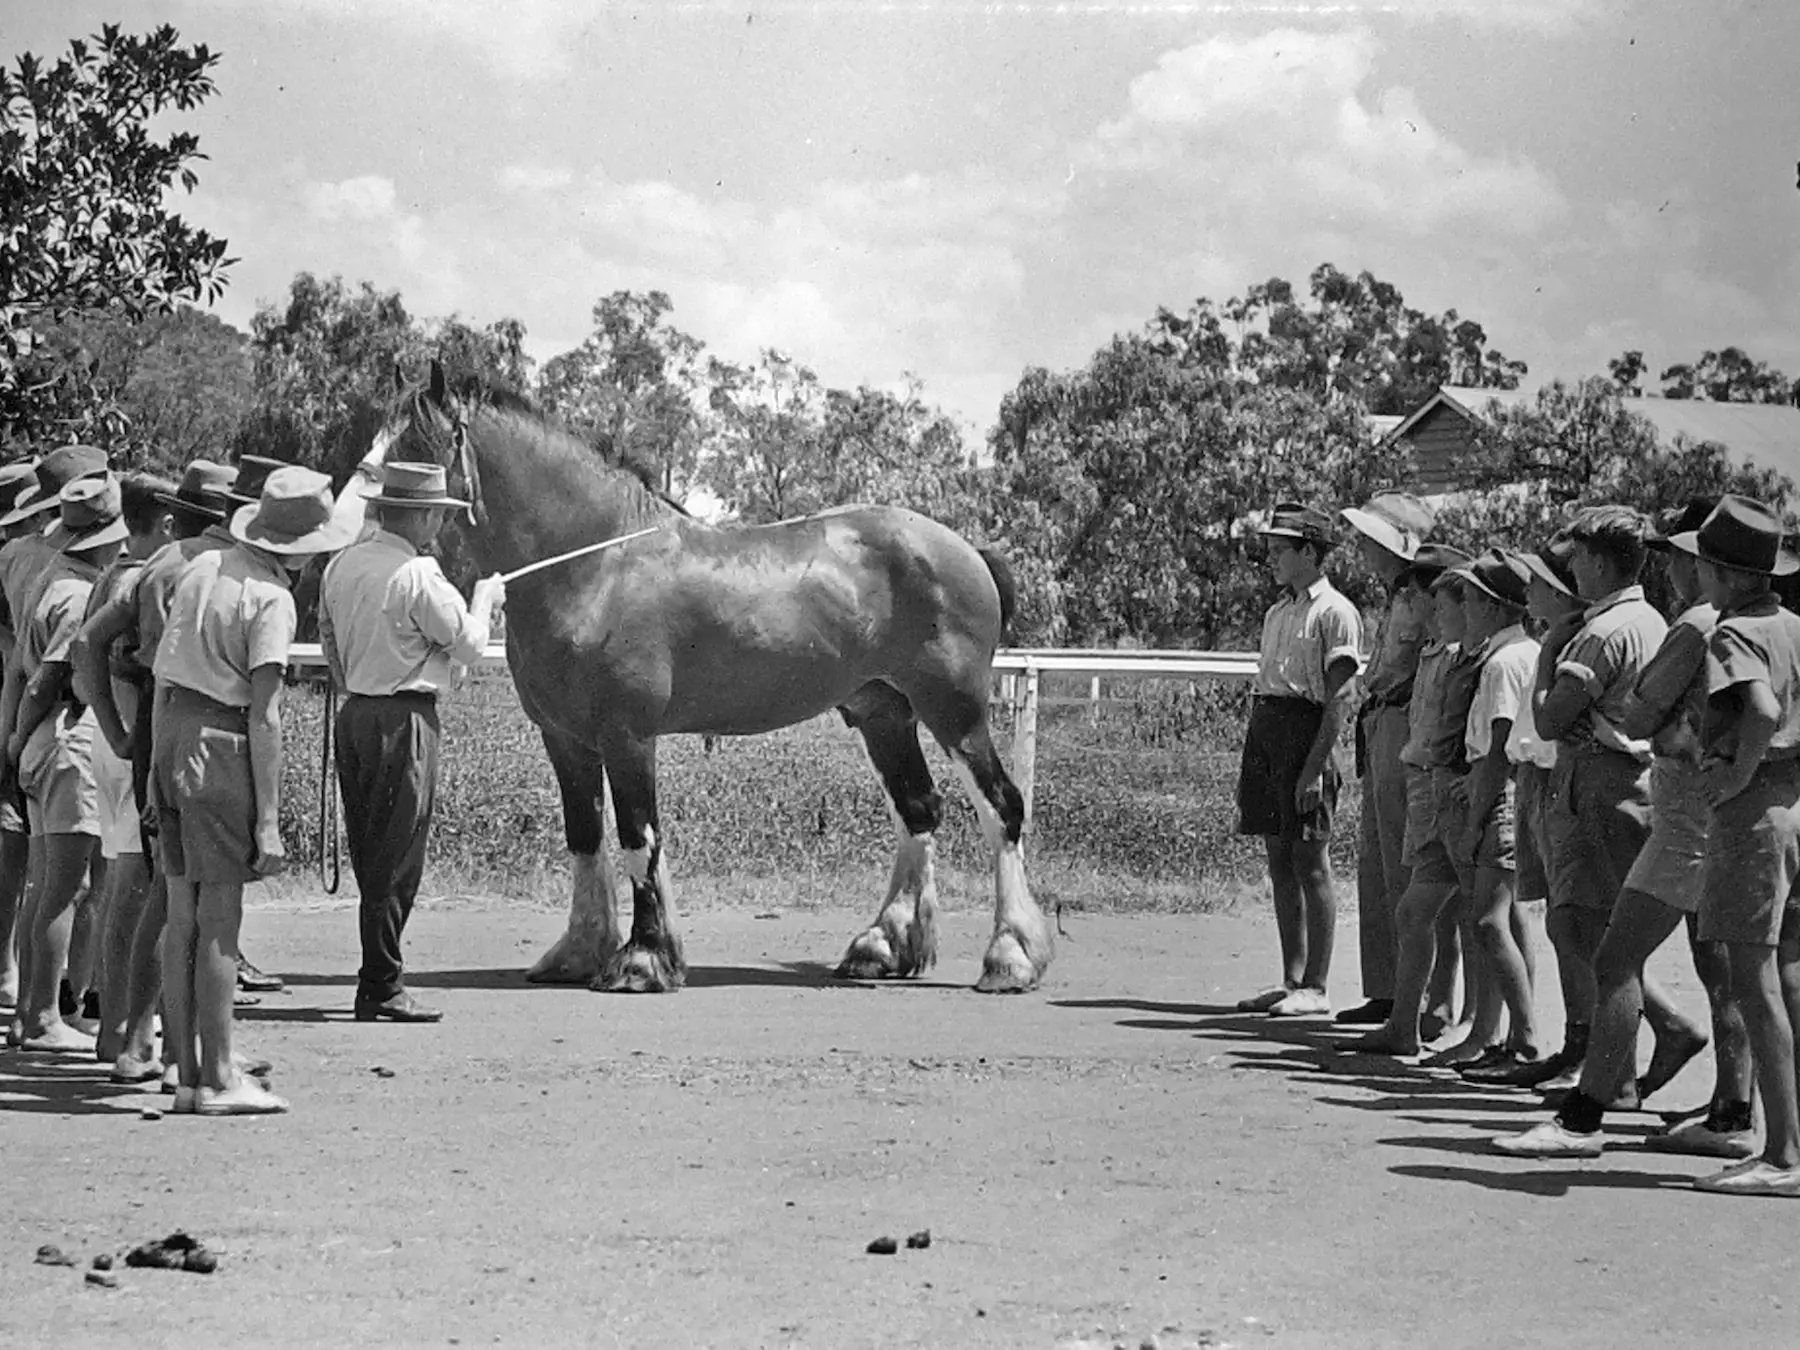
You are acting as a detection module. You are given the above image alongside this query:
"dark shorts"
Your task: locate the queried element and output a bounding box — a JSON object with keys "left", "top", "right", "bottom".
{"left": 1237, "top": 697, "right": 1338, "bottom": 841}
{"left": 1545, "top": 748, "right": 1651, "bottom": 911}
{"left": 1699, "top": 758, "right": 1800, "bottom": 946}
{"left": 153, "top": 686, "right": 256, "bottom": 886}
{"left": 1513, "top": 763, "right": 1550, "bottom": 901}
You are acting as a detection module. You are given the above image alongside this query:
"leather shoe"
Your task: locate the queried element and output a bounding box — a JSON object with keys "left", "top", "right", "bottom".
{"left": 237, "top": 954, "right": 285, "bottom": 993}
{"left": 1333, "top": 999, "right": 1394, "bottom": 1027}
{"left": 354, "top": 991, "right": 443, "bottom": 1023}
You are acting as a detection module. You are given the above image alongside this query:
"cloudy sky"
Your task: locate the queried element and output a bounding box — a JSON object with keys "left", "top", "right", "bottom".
{"left": 14, "top": 0, "right": 1798, "bottom": 438}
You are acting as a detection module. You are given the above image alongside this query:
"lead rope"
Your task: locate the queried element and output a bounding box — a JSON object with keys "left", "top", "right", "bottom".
{"left": 317, "top": 680, "right": 342, "bottom": 894}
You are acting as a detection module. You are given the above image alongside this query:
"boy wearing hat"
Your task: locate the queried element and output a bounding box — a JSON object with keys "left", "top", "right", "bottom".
{"left": 1443, "top": 550, "right": 1542, "bottom": 1076}
{"left": 7, "top": 475, "right": 128, "bottom": 1053}
{"left": 0, "top": 460, "right": 43, "bottom": 1010}
{"left": 151, "top": 466, "right": 363, "bottom": 1115}
{"left": 1348, "top": 549, "right": 1483, "bottom": 1058}
{"left": 318, "top": 461, "right": 506, "bottom": 1024}
{"left": 1234, "top": 502, "right": 1361, "bottom": 1019}
{"left": 73, "top": 473, "right": 174, "bottom": 1063}
{"left": 1497, "top": 500, "right": 1750, "bottom": 1157}
{"left": 1665, "top": 496, "right": 1800, "bottom": 1195}
{"left": 1525, "top": 506, "right": 1666, "bottom": 1093}
{"left": 1338, "top": 492, "right": 1437, "bottom": 1027}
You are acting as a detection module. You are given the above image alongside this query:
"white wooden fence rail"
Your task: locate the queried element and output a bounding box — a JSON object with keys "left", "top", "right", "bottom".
{"left": 285, "top": 644, "right": 1259, "bottom": 838}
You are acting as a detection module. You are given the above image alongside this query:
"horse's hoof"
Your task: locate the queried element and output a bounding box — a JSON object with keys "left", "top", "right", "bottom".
{"left": 592, "top": 945, "right": 685, "bottom": 994}
{"left": 525, "top": 936, "right": 604, "bottom": 985}
{"left": 835, "top": 929, "right": 904, "bottom": 980}
{"left": 974, "top": 933, "right": 1045, "bottom": 994}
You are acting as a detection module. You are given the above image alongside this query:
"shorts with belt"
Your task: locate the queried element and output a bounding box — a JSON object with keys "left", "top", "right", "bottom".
{"left": 1622, "top": 756, "right": 1710, "bottom": 913}
{"left": 19, "top": 703, "right": 100, "bottom": 838}
{"left": 153, "top": 684, "right": 257, "bottom": 885}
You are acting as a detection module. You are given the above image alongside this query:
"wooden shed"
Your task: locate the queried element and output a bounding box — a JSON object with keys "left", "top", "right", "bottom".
{"left": 1385, "top": 385, "right": 1800, "bottom": 496}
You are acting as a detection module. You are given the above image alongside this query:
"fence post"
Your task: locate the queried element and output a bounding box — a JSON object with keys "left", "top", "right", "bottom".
{"left": 1088, "top": 674, "right": 1101, "bottom": 727}
{"left": 1012, "top": 660, "right": 1039, "bottom": 843}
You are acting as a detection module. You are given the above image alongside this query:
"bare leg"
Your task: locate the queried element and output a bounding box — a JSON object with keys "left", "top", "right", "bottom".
{"left": 66, "top": 854, "right": 102, "bottom": 1003}
{"left": 0, "top": 828, "right": 26, "bottom": 1007}
{"left": 526, "top": 726, "right": 622, "bottom": 984}
{"left": 1727, "top": 941, "right": 1799, "bottom": 1169}
{"left": 1423, "top": 901, "right": 1462, "bottom": 1035}
{"left": 1291, "top": 837, "right": 1336, "bottom": 993}
{"left": 1266, "top": 839, "right": 1307, "bottom": 989}
{"left": 1691, "top": 919, "right": 1754, "bottom": 1110}
{"left": 838, "top": 686, "right": 942, "bottom": 979}
{"left": 116, "top": 873, "right": 166, "bottom": 1071}
{"left": 1471, "top": 868, "right": 1537, "bottom": 1053}
{"left": 97, "top": 854, "right": 151, "bottom": 1060}
{"left": 1351, "top": 878, "right": 1456, "bottom": 1055}
{"left": 193, "top": 882, "right": 244, "bottom": 1092}
{"left": 19, "top": 835, "right": 99, "bottom": 1051}
{"left": 162, "top": 876, "right": 200, "bottom": 1089}
{"left": 7, "top": 843, "right": 45, "bottom": 1043}
{"left": 1577, "top": 889, "right": 1685, "bottom": 1102}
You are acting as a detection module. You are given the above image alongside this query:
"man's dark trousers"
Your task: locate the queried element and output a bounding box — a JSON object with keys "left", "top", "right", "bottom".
{"left": 336, "top": 691, "right": 439, "bottom": 1003}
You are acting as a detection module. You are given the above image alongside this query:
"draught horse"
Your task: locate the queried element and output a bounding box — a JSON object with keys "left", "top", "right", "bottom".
{"left": 373, "top": 361, "right": 1054, "bottom": 993}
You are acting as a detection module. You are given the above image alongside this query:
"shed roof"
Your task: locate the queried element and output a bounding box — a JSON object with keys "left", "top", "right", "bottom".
{"left": 1389, "top": 385, "right": 1800, "bottom": 487}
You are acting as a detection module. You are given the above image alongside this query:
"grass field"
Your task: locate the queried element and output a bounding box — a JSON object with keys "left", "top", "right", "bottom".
{"left": 276, "top": 669, "right": 1362, "bottom": 914}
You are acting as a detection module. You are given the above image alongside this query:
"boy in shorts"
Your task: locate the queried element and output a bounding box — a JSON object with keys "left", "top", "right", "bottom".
{"left": 8, "top": 476, "right": 127, "bottom": 1053}
{"left": 72, "top": 473, "right": 173, "bottom": 1063}
{"left": 1446, "top": 551, "right": 1542, "bottom": 1077}
{"left": 1675, "top": 497, "right": 1800, "bottom": 1196}
{"left": 1345, "top": 545, "right": 1478, "bottom": 1057}
{"left": 0, "top": 460, "right": 46, "bottom": 1010}
{"left": 1496, "top": 499, "right": 1750, "bottom": 1157}
{"left": 152, "top": 467, "right": 360, "bottom": 1115}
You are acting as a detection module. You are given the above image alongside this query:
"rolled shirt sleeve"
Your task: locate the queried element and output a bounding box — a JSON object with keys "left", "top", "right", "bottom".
{"left": 403, "top": 559, "right": 485, "bottom": 667}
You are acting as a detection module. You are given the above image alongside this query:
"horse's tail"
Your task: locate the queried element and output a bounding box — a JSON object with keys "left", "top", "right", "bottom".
{"left": 978, "top": 545, "right": 1018, "bottom": 639}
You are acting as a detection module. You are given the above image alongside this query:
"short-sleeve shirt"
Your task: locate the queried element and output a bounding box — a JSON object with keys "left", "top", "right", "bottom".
{"left": 0, "top": 532, "right": 57, "bottom": 642}
{"left": 1401, "top": 641, "right": 1481, "bottom": 771}
{"left": 1465, "top": 625, "right": 1541, "bottom": 762}
{"left": 318, "top": 529, "right": 485, "bottom": 697}
{"left": 152, "top": 544, "right": 296, "bottom": 710}
{"left": 1554, "top": 584, "right": 1667, "bottom": 758}
{"left": 1617, "top": 602, "right": 1716, "bottom": 755}
{"left": 1704, "top": 594, "right": 1800, "bottom": 761}
{"left": 137, "top": 525, "right": 235, "bottom": 668}
{"left": 1361, "top": 587, "right": 1430, "bottom": 709}
{"left": 1254, "top": 575, "right": 1363, "bottom": 704}
{"left": 20, "top": 554, "right": 102, "bottom": 692}
{"left": 81, "top": 555, "right": 147, "bottom": 679}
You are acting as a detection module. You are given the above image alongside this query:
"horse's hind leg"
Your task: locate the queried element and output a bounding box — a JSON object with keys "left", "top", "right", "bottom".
{"left": 526, "top": 725, "right": 623, "bottom": 984}
{"left": 940, "top": 717, "right": 1053, "bottom": 994}
{"left": 594, "top": 733, "right": 686, "bottom": 994}
{"left": 836, "top": 683, "right": 942, "bottom": 980}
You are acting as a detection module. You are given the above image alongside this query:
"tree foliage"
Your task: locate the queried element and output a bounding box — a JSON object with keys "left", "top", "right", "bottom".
{"left": 1, "top": 25, "right": 233, "bottom": 451}
{"left": 1657, "top": 346, "right": 1797, "bottom": 404}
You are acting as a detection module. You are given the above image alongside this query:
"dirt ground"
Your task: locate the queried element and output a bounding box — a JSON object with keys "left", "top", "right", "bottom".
{"left": 4, "top": 890, "right": 1797, "bottom": 1349}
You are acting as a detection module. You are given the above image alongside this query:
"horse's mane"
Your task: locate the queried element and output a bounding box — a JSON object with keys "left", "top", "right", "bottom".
{"left": 444, "top": 370, "right": 692, "bottom": 520}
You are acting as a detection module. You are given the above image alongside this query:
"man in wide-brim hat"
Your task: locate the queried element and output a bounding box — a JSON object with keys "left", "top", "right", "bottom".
{"left": 149, "top": 466, "right": 363, "bottom": 1116}
{"left": 318, "top": 461, "right": 503, "bottom": 1025}
{"left": 7, "top": 475, "right": 128, "bottom": 1053}
{"left": 1647, "top": 495, "right": 1800, "bottom": 1195}
{"left": 1337, "top": 492, "right": 1438, "bottom": 1028}
{"left": 1234, "top": 500, "right": 1363, "bottom": 1019}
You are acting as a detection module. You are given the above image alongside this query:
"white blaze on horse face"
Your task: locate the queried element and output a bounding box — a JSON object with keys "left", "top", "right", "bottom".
{"left": 623, "top": 826, "right": 658, "bottom": 885}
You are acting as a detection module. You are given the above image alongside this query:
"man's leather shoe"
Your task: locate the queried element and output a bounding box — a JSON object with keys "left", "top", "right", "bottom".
{"left": 237, "top": 955, "right": 285, "bottom": 993}
{"left": 354, "top": 991, "right": 443, "bottom": 1023}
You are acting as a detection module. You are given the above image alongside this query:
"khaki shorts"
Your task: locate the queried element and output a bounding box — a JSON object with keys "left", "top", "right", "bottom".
{"left": 92, "top": 733, "right": 141, "bottom": 859}
{"left": 1623, "top": 757, "right": 1709, "bottom": 913}
{"left": 1457, "top": 777, "right": 1518, "bottom": 874}
{"left": 1546, "top": 748, "right": 1651, "bottom": 911}
{"left": 153, "top": 686, "right": 256, "bottom": 885}
{"left": 1514, "top": 762, "right": 1551, "bottom": 902}
{"left": 19, "top": 706, "right": 100, "bottom": 838}
{"left": 1699, "top": 758, "right": 1800, "bottom": 946}
{"left": 1402, "top": 767, "right": 1463, "bottom": 888}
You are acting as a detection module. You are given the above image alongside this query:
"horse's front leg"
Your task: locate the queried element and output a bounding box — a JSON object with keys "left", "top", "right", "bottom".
{"left": 594, "top": 734, "right": 686, "bottom": 994}
{"left": 526, "top": 726, "right": 623, "bottom": 984}
{"left": 836, "top": 687, "right": 941, "bottom": 979}
{"left": 948, "top": 724, "right": 1053, "bottom": 994}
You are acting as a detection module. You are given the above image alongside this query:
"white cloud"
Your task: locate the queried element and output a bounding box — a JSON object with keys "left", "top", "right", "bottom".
{"left": 304, "top": 174, "right": 398, "bottom": 222}
{"left": 498, "top": 163, "right": 576, "bottom": 194}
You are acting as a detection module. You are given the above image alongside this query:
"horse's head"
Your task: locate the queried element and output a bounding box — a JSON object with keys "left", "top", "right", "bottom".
{"left": 376, "top": 358, "right": 488, "bottom": 528}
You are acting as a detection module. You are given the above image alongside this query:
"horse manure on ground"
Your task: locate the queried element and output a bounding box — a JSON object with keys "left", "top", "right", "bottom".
{"left": 865, "top": 1236, "right": 899, "bottom": 1255}
{"left": 125, "top": 1231, "right": 218, "bottom": 1273}
{"left": 906, "top": 1229, "right": 932, "bottom": 1249}
{"left": 34, "top": 1243, "right": 76, "bottom": 1267}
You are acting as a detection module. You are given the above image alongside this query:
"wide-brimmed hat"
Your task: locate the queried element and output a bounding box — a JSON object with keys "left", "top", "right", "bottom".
{"left": 367, "top": 461, "right": 469, "bottom": 510}
{"left": 1257, "top": 501, "right": 1337, "bottom": 549}
{"left": 1340, "top": 492, "right": 1436, "bottom": 563}
{"left": 57, "top": 474, "right": 128, "bottom": 554}
{"left": 0, "top": 444, "right": 108, "bottom": 527}
{"left": 1449, "top": 548, "right": 1532, "bottom": 609}
{"left": 1400, "top": 542, "right": 1471, "bottom": 589}
{"left": 0, "top": 461, "right": 40, "bottom": 517}
{"left": 1521, "top": 536, "right": 1580, "bottom": 598}
{"left": 1665, "top": 494, "right": 1800, "bottom": 577}
{"left": 1647, "top": 497, "right": 1720, "bottom": 553}
{"left": 229, "top": 466, "right": 366, "bottom": 556}
{"left": 157, "top": 459, "right": 235, "bottom": 523}
{"left": 223, "top": 455, "right": 291, "bottom": 506}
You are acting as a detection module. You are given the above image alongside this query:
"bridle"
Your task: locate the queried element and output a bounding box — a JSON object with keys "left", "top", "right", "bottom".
{"left": 447, "top": 411, "right": 489, "bottom": 529}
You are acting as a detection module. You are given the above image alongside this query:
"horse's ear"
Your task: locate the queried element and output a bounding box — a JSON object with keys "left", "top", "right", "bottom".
{"left": 392, "top": 361, "right": 406, "bottom": 395}
{"left": 427, "top": 358, "right": 448, "bottom": 407}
